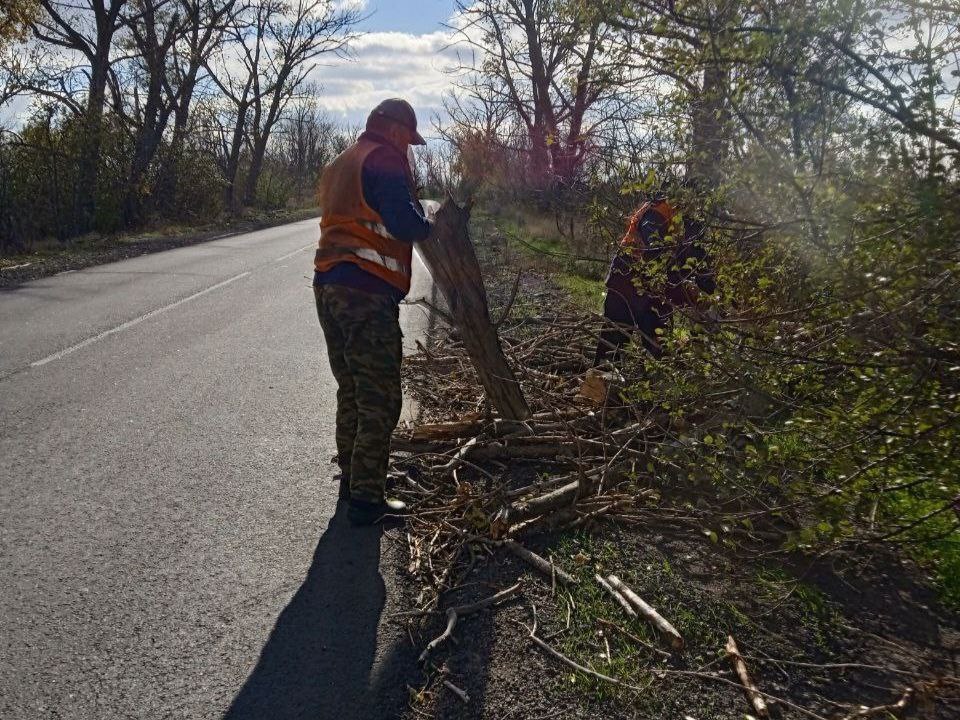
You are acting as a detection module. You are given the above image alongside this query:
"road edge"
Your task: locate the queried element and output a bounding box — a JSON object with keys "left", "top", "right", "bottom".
{"left": 0, "top": 208, "right": 321, "bottom": 290}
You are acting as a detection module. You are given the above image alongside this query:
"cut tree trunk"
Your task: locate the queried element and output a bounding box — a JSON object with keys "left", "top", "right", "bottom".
{"left": 417, "top": 199, "right": 531, "bottom": 421}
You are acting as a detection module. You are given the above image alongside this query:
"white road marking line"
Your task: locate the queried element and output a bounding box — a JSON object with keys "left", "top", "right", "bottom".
{"left": 274, "top": 243, "right": 314, "bottom": 263}
{"left": 30, "top": 271, "right": 251, "bottom": 368}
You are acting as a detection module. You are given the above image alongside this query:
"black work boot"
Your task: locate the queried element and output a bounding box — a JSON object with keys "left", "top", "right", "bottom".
{"left": 347, "top": 497, "right": 407, "bottom": 526}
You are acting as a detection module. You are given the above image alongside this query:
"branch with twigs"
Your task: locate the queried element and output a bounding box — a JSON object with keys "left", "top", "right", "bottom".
{"left": 419, "top": 582, "right": 522, "bottom": 664}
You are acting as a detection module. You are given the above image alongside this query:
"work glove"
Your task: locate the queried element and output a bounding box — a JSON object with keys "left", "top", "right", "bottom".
{"left": 421, "top": 199, "right": 440, "bottom": 223}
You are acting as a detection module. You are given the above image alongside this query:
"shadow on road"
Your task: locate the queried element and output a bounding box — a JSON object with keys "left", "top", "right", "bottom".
{"left": 224, "top": 499, "right": 389, "bottom": 720}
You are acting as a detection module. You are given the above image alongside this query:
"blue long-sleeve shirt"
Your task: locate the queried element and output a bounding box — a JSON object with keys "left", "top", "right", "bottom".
{"left": 313, "top": 131, "right": 431, "bottom": 301}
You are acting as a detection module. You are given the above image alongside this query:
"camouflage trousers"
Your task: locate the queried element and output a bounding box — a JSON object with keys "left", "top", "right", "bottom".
{"left": 314, "top": 284, "right": 403, "bottom": 504}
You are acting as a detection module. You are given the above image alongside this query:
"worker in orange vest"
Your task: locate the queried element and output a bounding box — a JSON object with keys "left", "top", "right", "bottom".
{"left": 313, "top": 99, "right": 433, "bottom": 525}
{"left": 594, "top": 193, "right": 715, "bottom": 365}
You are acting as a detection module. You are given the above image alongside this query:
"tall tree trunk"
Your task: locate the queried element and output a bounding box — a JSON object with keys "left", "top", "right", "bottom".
{"left": 553, "top": 20, "right": 600, "bottom": 188}
{"left": 689, "top": 58, "right": 730, "bottom": 189}
{"left": 223, "top": 99, "right": 249, "bottom": 211}
{"left": 154, "top": 77, "right": 195, "bottom": 212}
{"left": 122, "top": 0, "right": 180, "bottom": 226}
{"left": 242, "top": 133, "right": 266, "bottom": 206}
{"left": 241, "top": 75, "right": 287, "bottom": 207}
{"left": 528, "top": 122, "right": 551, "bottom": 192}
{"left": 518, "top": 0, "right": 556, "bottom": 191}
{"left": 240, "top": 97, "right": 265, "bottom": 207}
{"left": 124, "top": 67, "right": 171, "bottom": 226}
{"left": 689, "top": 9, "right": 732, "bottom": 190}
{"left": 124, "top": 103, "right": 173, "bottom": 226}
{"left": 156, "top": 0, "right": 238, "bottom": 212}
{"left": 75, "top": 50, "right": 110, "bottom": 233}
{"left": 34, "top": 0, "right": 127, "bottom": 234}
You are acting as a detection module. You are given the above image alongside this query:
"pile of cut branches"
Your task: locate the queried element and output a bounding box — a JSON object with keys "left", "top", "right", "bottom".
{"left": 393, "top": 308, "right": 670, "bottom": 609}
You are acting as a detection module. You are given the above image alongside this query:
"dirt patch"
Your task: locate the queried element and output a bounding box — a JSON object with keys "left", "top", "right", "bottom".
{"left": 0, "top": 207, "right": 319, "bottom": 289}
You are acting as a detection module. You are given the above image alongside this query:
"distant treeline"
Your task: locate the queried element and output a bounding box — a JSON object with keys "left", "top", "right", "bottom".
{"left": 0, "top": 0, "right": 362, "bottom": 251}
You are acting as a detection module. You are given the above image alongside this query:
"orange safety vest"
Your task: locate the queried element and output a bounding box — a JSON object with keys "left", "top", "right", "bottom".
{"left": 314, "top": 136, "right": 414, "bottom": 295}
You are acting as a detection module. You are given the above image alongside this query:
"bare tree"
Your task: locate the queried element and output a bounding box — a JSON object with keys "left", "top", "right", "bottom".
{"left": 240, "top": 0, "right": 359, "bottom": 206}
{"left": 114, "top": 0, "right": 184, "bottom": 224}
{"left": 4, "top": 0, "right": 242, "bottom": 228}
{"left": 451, "top": 0, "right": 624, "bottom": 191}
{"left": 438, "top": 85, "right": 518, "bottom": 195}
{"left": 153, "top": 0, "right": 240, "bottom": 212}
{"left": 204, "top": 0, "right": 264, "bottom": 210}
{"left": 274, "top": 91, "right": 338, "bottom": 200}
{"left": 28, "top": 0, "right": 128, "bottom": 232}
{"left": 207, "top": 0, "right": 359, "bottom": 211}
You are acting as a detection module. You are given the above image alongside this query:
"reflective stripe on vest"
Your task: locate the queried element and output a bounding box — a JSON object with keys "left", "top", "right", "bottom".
{"left": 316, "top": 243, "right": 411, "bottom": 276}
{"left": 357, "top": 219, "right": 398, "bottom": 242}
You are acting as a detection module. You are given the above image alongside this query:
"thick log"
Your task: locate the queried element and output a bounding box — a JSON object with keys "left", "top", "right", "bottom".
{"left": 411, "top": 419, "right": 483, "bottom": 441}
{"left": 418, "top": 199, "right": 531, "bottom": 421}
{"left": 389, "top": 438, "right": 454, "bottom": 454}
{"left": 595, "top": 574, "right": 637, "bottom": 618}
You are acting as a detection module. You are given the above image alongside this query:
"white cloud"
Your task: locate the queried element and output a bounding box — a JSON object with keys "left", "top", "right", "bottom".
{"left": 306, "top": 25, "right": 474, "bottom": 138}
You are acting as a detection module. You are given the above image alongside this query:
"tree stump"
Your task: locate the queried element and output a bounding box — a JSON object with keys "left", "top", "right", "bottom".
{"left": 417, "top": 199, "right": 531, "bottom": 421}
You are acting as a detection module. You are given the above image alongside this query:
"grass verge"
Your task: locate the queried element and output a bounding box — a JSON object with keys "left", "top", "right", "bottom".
{"left": 485, "top": 207, "right": 606, "bottom": 311}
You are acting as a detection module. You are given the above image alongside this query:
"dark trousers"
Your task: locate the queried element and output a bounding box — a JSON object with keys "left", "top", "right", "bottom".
{"left": 314, "top": 284, "right": 403, "bottom": 504}
{"left": 593, "top": 289, "right": 665, "bottom": 365}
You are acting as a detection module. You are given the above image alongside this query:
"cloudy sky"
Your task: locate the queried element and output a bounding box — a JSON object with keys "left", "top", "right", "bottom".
{"left": 1, "top": 0, "right": 469, "bottom": 133}
{"left": 310, "top": 0, "right": 467, "bottom": 138}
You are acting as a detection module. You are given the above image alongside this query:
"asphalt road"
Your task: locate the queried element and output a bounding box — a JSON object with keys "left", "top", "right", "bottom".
{"left": 0, "top": 218, "right": 435, "bottom": 719}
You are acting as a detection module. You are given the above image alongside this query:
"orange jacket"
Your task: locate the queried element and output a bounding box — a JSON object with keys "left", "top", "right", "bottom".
{"left": 618, "top": 200, "right": 676, "bottom": 254}
{"left": 607, "top": 199, "right": 715, "bottom": 307}
{"left": 314, "top": 136, "right": 414, "bottom": 295}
